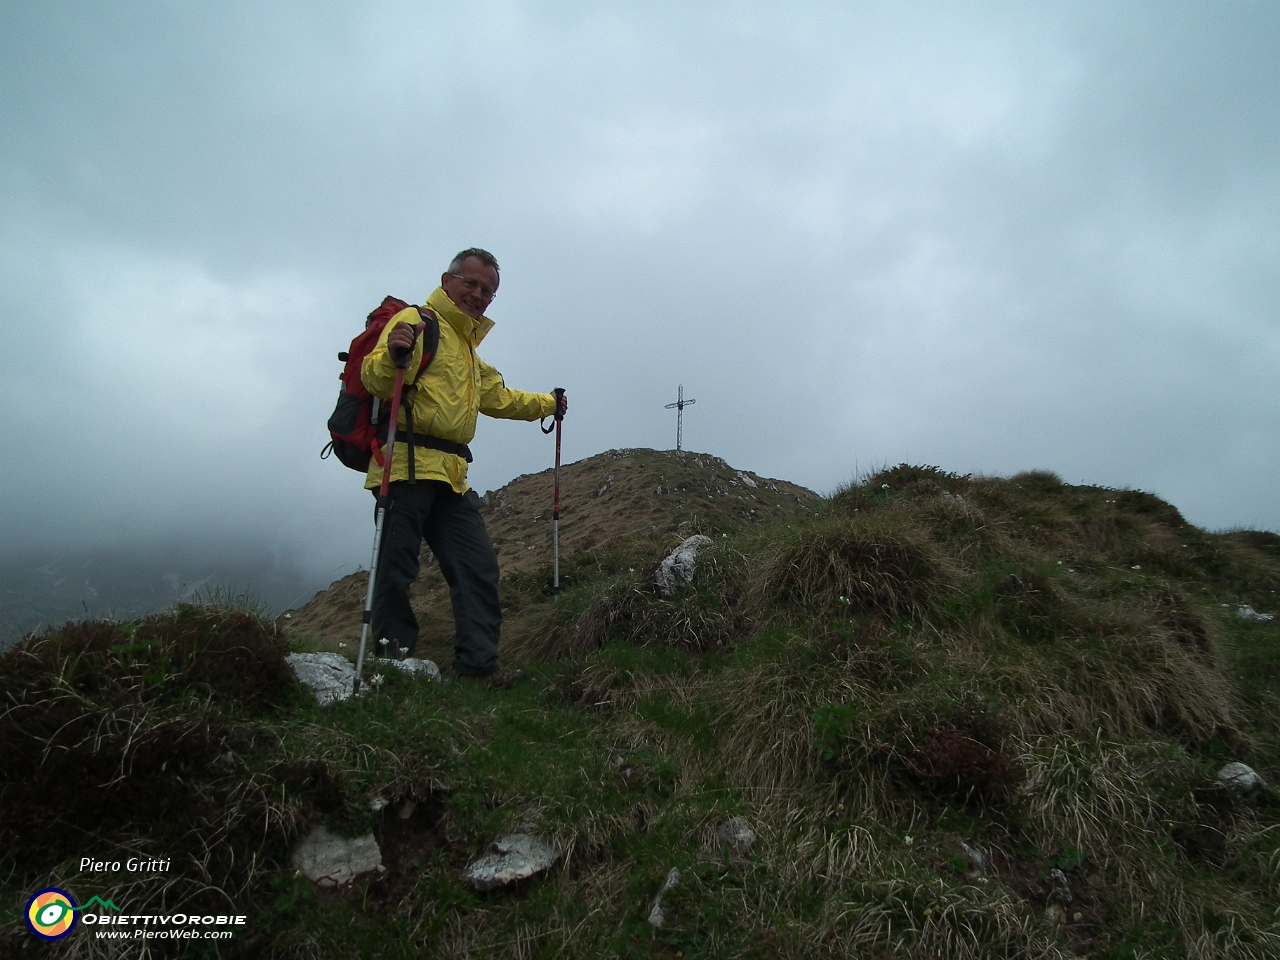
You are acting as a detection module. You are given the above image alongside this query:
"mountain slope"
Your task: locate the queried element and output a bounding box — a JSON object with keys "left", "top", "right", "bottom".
{"left": 283, "top": 448, "right": 820, "bottom": 653}
{"left": 5, "top": 458, "right": 1280, "bottom": 959}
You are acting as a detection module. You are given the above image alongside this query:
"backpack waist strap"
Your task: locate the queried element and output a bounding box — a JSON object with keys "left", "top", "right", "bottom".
{"left": 394, "top": 431, "right": 474, "bottom": 463}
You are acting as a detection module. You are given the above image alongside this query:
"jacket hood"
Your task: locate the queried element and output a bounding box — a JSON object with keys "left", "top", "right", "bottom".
{"left": 426, "top": 286, "right": 495, "bottom": 346}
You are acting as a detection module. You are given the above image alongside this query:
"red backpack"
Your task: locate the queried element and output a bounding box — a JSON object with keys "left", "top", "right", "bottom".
{"left": 322, "top": 296, "right": 439, "bottom": 472}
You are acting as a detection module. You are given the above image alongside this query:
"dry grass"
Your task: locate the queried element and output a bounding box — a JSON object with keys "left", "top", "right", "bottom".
{"left": 520, "top": 465, "right": 1280, "bottom": 957}
{"left": 525, "top": 538, "right": 747, "bottom": 660}
{"left": 0, "top": 606, "right": 350, "bottom": 958}
{"left": 8, "top": 460, "right": 1280, "bottom": 957}
{"left": 749, "top": 511, "right": 956, "bottom": 620}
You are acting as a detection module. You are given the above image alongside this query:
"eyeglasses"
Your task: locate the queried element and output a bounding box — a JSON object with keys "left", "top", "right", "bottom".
{"left": 447, "top": 274, "right": 497, "bottom": 301}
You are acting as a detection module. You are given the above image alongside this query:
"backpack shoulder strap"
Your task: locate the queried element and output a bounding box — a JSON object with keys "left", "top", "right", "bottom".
{"left": 396, "top": 307, "right": 441, "bottom": 485}
{"left": 411, "top": 307, "right": 441, "bottom": 384}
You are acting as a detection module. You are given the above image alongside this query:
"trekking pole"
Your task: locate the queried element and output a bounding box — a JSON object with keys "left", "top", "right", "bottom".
{"left": 353, "top": 338, "right": 412, "bottom": 696}
{"left": 542, "top": 388, "right": 566, "bottom": 599}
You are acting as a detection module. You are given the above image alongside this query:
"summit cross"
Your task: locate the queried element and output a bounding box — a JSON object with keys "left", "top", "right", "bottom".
{"left": 664, "top": 384, "right": 697, "bottom": 452}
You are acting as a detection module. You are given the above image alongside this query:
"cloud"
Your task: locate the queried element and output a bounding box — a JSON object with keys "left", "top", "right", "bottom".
{"left": 1, "top": 0, "right": 1278, "bottom": 598}
{"left": 0, "top": 227, "right": 355, "bottom": 559}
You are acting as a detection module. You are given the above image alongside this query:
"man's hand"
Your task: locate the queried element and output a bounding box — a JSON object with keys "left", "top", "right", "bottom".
{"left": 387, "top": 321, "right": 417, "bottom": 357}
{"left": 554, "top": 389, "right": 568, "bottom": 418}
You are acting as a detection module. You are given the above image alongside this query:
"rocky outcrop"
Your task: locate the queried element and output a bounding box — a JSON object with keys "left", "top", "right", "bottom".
{"left": 647, "top": 867, "right": 681, "bottom": 928}
{"left": 461, "top": 833, "right": 560, "bottom": 890}
{"left": 654, "top": 535, "right": 714, "bottom": 597}
{"left": 716, "top": 816, "right": 757, "bottom": 855}
{"left": 1237, "top": 605, "right": 1275, "bottom": 623}
{"left": 286, "top": 652, "right": 440, "bottom": 703}
{"left": 290, "top": 826, "right": 383, "bottom": 887}
{"left": 286, "top": 652, "right": 355, "bottom": 705}
{"left": 1219, "top": 762, "right": 1269, "bottom": 800}
{"left": 380, "top": 656, "right": 441, "bottom": 682}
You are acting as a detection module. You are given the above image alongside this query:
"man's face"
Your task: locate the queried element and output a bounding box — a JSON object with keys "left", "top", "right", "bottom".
{"left": 441, "top": 257, "right": 499, "bottom": 320}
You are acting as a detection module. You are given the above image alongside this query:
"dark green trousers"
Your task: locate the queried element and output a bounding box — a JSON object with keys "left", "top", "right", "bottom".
{"left": 371, "top": 480, "right": 501, "bottom": 677}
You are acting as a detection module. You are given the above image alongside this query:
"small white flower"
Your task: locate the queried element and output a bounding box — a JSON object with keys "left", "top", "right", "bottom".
{"left": 882, "top": 483, "right": 890, "bottom": 490}
{"left": 904, "top": 835, "right": 914, "bottom": 845}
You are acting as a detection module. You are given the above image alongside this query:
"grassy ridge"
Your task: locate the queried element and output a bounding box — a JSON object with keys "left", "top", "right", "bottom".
{"left": 3, "top": 464, "right": 1279, "bottom": 958}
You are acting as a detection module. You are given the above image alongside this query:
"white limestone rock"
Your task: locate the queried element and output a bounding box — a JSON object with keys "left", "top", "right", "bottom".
{"left": 1237, "top": 605, "right": 1275, "bottom": 623}
{"left": 461, "top": 833, "right": 559, "bottom": 891}
{"left": 376, "top": 656, "right": 441, "bottom": 682}
{"left": 290, "top": 825, "right": 383, "bottom": 887}
{"left": 654, "top": 535, "right": 714, "bottom": 597}
{"left": 647, "top": 867, "right": 681, "bottom": 928}
{"left": 286, "top": 653, "right": 355, "bottom": 705}
{"left": 1218, "top": 762, "right": 1269, "bottom": 800}
{"left": 716, "top": 816, "right": 757, "bottom": 855}
{"left": 960, "top": 841, "right": 989, "bottom": 877}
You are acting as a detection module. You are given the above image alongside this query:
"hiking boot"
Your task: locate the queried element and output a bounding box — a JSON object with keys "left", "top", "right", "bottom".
{"left": 455, "top": 667, "right": 528, "bottom": 689}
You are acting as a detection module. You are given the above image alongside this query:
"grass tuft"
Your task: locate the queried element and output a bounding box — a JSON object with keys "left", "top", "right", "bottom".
{"left": 751, "top": 513, "right": 952, "bottom": 620}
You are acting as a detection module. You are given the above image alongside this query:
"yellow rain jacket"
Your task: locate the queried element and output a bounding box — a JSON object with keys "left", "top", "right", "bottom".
{"left": 361, "top": 286, "right": 555, "bottom": 493}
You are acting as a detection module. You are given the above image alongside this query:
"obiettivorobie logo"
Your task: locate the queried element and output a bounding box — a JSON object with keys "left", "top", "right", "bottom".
{"left": 25, "top": 889, "right": 122, "bottom": 940}
{"left": 25, "top": 887, "right": 247, "bottom": 942}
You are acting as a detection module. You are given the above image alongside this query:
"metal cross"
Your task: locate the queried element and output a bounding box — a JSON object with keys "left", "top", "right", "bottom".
{"left": 664, "top": 384, "right": 697, "bottom": 452}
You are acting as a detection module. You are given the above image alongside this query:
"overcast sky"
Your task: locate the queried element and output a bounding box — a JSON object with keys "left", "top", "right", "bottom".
{"left": 2, "top": 1, "right": 1277, "bottom": 589}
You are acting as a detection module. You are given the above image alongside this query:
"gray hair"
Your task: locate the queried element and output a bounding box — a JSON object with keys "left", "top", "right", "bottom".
{"left": 448, "top": 248, "right": 500, "bottom": 282}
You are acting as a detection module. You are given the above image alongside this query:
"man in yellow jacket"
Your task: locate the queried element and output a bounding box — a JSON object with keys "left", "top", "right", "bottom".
{"left": 362, "top": 248, "right": 567, "bottom": 686}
